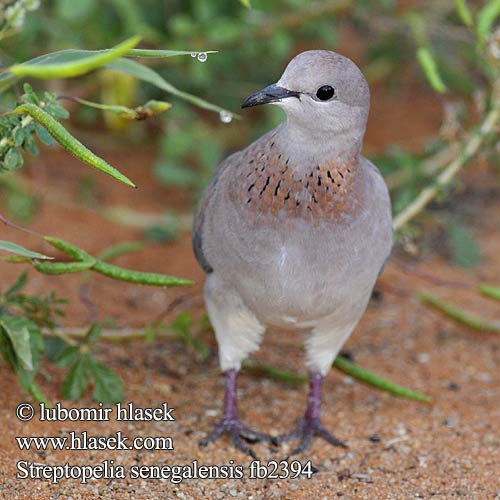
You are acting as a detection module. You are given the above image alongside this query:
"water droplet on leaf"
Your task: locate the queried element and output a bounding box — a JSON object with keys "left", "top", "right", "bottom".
{"left": 190, "top": 52, "right": 197, "bottom": 58}
{"left": 197, "top": 52, "right": 208, "bottom": 63}
{"left": 219, "top": 111, "right": 233, "bottom": 124}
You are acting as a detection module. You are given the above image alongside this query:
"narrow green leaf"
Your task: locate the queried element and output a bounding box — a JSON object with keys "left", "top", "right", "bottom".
{"left": 0, "top": 316, "right": 33, "bottom": 370}
{"left": 29, "top": 382, "right": 49, "bottom": 404}
{"left": 0, "top": 240, "right": 52, "bottom": 260}
{"left": 9, "top": 36, "right": 141, "bottom": 79}
{"left": 61, "top": 356, "right": 89, "bottom": 400}
{"left": 420, "top": 291, "right": 500, "bottom": 332}
{"left": 14, "top": 103, "right": 136, "bottom": 187}
{"left": 455, "top": 0, "right": 474, "bottom": 27}
{"left": 416, "top": 48, "right": 447, "bottom": 93}
{"left": 477, "top": 0, "right": 500, "bottom": 43}
{"left": 243, "top": 358, "right": 432, "bottom": 402}
{"left": 333, "top": 356, "right": 432, "bottom": 402}
{"left": 127, "top": 48, "right": 217, "bottom": 58}
{"left": 97, "top": 241, "right": 144, "bottom": 262}
{"left": 479, "top": 284, "right": 500, "bottom": 300}
{"left": 5, "top": 271, "right": 28, "bottom": 296}
{"left": 239, "top": 0, "right": 252, "bottom": 7}
{"left": 84, "top": 323, "right": 102, "bottom": 343}
{"left": 106, "top": 58, "right": 238, "bottom": 118}
{"left": 87, "top": 356, "right": 123, "bottom": 403}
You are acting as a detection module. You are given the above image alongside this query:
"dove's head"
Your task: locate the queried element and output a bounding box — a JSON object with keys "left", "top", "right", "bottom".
{"left": 242, "top": 50, "right": 370, "bottom": 142}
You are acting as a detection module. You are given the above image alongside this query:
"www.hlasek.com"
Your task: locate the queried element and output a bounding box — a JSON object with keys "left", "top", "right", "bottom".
{"left": 15, "top": 402, "right": 314, "bottom": 483}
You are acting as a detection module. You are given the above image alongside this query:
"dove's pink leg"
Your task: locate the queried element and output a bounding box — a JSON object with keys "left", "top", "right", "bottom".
{"left": 273, "top": 372, "right": 347, "bottom": 456}
{"left": 200, "top": 369, "right": 271, "bottom": 458}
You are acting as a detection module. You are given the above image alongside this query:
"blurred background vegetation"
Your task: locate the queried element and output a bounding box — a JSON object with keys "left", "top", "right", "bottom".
{"left": 2, "top": 0, "right": 499, "bottom": 220}
{"left": 1, "top": 0, "right": 499, "bottom": 401}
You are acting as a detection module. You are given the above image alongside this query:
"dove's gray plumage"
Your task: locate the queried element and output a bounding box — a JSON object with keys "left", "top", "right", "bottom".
{"left": 193, "top": 50, "right": 393, "bottom": 457}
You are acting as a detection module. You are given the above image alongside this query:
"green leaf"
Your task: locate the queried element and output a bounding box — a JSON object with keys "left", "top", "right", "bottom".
{"left": 44, "top": 336, "right": 69, "bottom": 361}
{"left": 0, "top": 316, "right": 33, "bottom": 370}
{"left": 9, "top": 36, "right": 142, "bottom": 79}
{"left": 54, "top": 345, "right": 80, "bottom": 368}
{"left": 61, "top": 356, "right": 89, "bottom": 400}
{"left": 27, "top": 321, "right": 44, "bottom": 368}
{"left": 84, "top": 323, "right": 102, "bottom": 343}
{"left": 127, "top": 48, "right": 217, "bottom": 58}
{"left": 479, "top": 284, "right": 500, "bottom": 301}
{"left": 416, "top": 48, "right": 447, "bottom": 93}
{"left": 4, "top": 148, "right": 23, "bottom": 170}
{"left": 34, "top": 123, "right": 54, "bottom": 146}
{"left": 87, "top": 356, "right": 124, "bottom": 403}
{"left": 0, "top": 240, "right": 52, "bottom": 260}
{"left": 420, "top": 291, "right": 500, "bottom": 332}
{"left": 447, "top": 221, "right": 480, "bottom": 268}
{"left": 29, "top": 382, "right": 49, "bottom": 404}
{"left": 477, "top": 0, "right": 500, "bottom": 44}
{"left": 106, "top": 58, "right": 237, "bottom": 118}
{"left": 97, "top": 241, "right": 144, "bottom": 262}
{"left": 5, "top": 271, "right": 28, "bottom": 297}
{"left": 333, "top": 356, "right": 432, "bottom": 402}
{"left": 455, "top": 0, "right": 474, "bottom": 27}
{"left": 14, "top": 103, "right": 136, "bottom": 188}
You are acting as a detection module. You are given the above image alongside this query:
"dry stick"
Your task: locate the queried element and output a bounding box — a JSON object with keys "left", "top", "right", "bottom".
{"left": 393, "top": 87, "right": 500, "bottom": 231}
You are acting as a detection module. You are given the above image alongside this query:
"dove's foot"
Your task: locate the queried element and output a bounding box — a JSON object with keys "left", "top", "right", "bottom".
{"left": 272, "top": 415, "right": 347, "bottom": 456}
{"left": 199, "top": 368, "right": 271, "bottom": 458}
{"left": 272, "top": 372, "right": 347, "bottom": 456}
{"left": 200, "top": 417, "right": 271, "bottom": 459}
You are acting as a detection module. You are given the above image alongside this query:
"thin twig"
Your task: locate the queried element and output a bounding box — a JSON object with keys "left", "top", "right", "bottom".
{"left": 0, "top": 212, "right": 42, "bottom": 236}
{"left": 42, "top": 326, "right": 179, "bottom": 342}
{"left": 393, "top": 83, "right": 500, "bottom": 231}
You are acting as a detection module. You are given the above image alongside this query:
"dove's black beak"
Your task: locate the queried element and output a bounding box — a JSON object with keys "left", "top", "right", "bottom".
{"left": 241, "top": 84, "right": 300, "bottom": 108}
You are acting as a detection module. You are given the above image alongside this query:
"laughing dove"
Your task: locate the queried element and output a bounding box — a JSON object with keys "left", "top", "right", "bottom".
{"left": 193, "top": 50, "right": 393, "bottom": 457}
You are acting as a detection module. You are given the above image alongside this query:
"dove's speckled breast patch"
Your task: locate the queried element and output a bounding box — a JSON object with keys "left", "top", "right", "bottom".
{"left": 232, "top": 138, "right": 362, "bottom": 222}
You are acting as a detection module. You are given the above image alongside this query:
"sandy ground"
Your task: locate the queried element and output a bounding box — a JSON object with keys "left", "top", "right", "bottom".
{"left": 0, "top": 87, "right": 499, "bottom": 499}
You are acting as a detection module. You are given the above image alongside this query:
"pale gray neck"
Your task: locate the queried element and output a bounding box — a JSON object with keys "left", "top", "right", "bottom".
{"left": 273, "top": 120, "right": 363, "bottom": 172}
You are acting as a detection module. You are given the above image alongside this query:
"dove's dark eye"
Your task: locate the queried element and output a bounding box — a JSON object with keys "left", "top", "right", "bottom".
{"left": 316, "top": 85, "right": 335, "bottom": 101}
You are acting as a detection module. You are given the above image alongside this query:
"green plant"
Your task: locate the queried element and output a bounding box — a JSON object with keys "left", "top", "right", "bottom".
{"left": 420, "top": 288, "right": 500, "bottom": 333}
{"left": 0, "top": 7, "right": 238, "bottom": 399}
{"left": 0, "top": 271, "right": 65, "bottom": 402}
